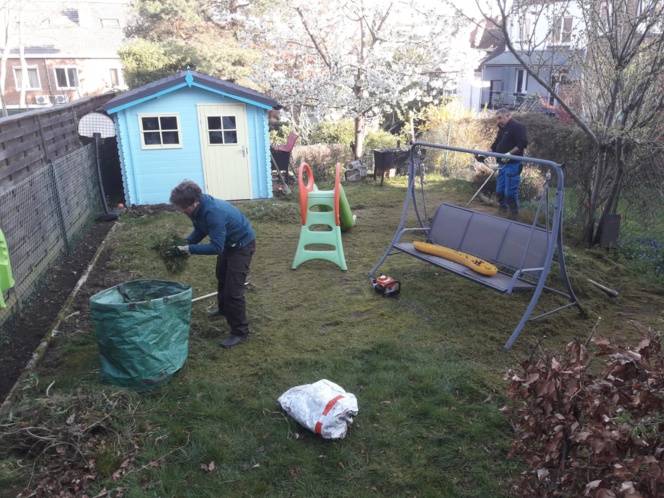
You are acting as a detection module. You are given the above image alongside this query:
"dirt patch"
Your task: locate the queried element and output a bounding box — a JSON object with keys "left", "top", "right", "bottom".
{"left": 0, "top": 221, "right": 116, "bottom": 402}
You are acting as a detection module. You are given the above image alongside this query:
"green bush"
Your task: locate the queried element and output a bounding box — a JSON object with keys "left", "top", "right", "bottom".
{"left": 309, "top": 120, "right": 355, "bottom": 145}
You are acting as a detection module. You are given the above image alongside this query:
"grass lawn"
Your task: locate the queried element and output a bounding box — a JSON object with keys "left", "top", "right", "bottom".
{"left": 1, "top": 175, "right": 662, "bottom": 497}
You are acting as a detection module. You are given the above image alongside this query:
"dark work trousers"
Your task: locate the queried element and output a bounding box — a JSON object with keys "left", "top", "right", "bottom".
{"left": 216, "top": 240, "right": 256, "bottom": 337}
{"left": 495, "top": 162, "right": 522, "bottom": 217}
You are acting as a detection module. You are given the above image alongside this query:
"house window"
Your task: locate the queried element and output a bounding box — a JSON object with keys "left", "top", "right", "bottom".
{"left": 553, "top": 15, "right": 573, "bottom": 44}
{"left": 54, "top": 67, "right": 79, "bottom": 89}
{"left": 206, "top": 115, "right": 238, "bottom": 145}
{"left": 101, "top": 18, "right": 120, "bottom": 27}
{"left": 110, "top": 68, "right": 119, "bottom": 87}
{"left": 139, "top": 115, "right": 182, "bottom": 149}
{"left": 515, "top": 68, "right": 527, "bottom": 94}
{"left": 599, "top": 2, "right": 612, "bottom": 28}
{"left": 518, "top": 18, "right": 532, "bottom": 41}
{"left": 13, "top": 67, "right": 41, "bottom": 90}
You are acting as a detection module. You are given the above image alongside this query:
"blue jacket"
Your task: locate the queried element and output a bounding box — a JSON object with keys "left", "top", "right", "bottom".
{"left": 186, "top": 194, "right": 255, "bottom": 255}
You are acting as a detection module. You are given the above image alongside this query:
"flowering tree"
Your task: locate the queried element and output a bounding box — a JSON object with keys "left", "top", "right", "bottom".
{"left": 253, "top": 0, "right": 478, "bottom": 159}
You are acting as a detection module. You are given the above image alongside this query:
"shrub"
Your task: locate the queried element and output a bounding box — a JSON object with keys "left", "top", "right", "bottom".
{"left": 502, "top": 332, "right": 664, "bottom": 497}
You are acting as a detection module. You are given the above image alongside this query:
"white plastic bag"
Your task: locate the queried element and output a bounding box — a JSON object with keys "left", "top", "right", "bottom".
{"left": 277, "top": 379, "right": 358, "bottom": 439}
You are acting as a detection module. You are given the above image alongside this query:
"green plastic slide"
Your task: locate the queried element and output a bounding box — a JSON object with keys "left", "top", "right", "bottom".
{"left": 339, "top": 185, "right": 356, "bottom": 232}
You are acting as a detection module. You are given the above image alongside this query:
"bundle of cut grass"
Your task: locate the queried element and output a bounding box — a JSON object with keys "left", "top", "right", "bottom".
{"left": 150, "top": 234, "right": 191, "bottom": 274}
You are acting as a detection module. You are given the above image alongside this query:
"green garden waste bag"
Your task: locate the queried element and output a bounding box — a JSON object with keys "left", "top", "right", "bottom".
{"left": 90, "top": 280, "right": 192, "bottom": 392}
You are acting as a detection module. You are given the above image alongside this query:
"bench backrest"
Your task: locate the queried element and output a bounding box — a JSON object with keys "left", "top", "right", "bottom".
{"left": 427, "top": 203, "right": 550, "bottom": 272}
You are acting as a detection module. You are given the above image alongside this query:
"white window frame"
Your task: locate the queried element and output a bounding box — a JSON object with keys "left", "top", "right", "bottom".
{"left": 13, "top": 66, "right": 41, "bottom": 90}
{"left": 518, "top": 17, "right": 532, "bottom": 42}
{"left": 599, "top": 2, "right": 612, "bottom": 29}
{"left": 101, "top": 18, "right": 120, "bottom": 27}
{"left": 515, "top": 68, "right": 528, "bottom": 94}
{"left": 138, "top": 114, "right": 183, "bottom": 150}
{"left": 552, "top": 15, "right": 574, "bottom": 45}
{"left": 54, "top": 66, "right": 80, "bottom": 89}
{"left": 109, "top": 68, "right": 120, "bottom": 87}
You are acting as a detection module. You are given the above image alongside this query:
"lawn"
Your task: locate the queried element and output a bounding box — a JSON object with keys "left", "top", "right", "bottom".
{"left": 1, "top": 174, "right": 661, "bottom": 498}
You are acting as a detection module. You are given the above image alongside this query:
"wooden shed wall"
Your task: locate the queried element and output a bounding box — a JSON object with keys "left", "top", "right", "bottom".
{"left": 114, "top": 87, "right": 272, "bottom": 205}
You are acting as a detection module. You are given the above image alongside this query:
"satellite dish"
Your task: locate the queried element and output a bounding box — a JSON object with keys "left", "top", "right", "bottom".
{"left": 78, "top": 112, "right": 116, "bottom": 138}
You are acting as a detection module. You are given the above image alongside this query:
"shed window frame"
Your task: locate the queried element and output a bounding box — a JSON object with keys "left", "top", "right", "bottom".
{"left": 138, "top": 114, "right": 183, "bottom": 150}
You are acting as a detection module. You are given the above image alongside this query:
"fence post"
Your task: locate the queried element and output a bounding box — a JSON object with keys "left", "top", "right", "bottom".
{"left": 48, "top": 160, "right": 70, "bottom": 255}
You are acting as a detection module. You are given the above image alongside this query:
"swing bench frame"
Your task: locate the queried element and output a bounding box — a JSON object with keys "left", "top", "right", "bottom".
{"left": 370, "top": 142, "right": 581, "bottom": 351}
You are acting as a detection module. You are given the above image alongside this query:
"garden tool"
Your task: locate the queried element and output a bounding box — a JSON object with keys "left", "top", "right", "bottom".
{"left": 466, "top": 161, "right": 504, "bottom": 208}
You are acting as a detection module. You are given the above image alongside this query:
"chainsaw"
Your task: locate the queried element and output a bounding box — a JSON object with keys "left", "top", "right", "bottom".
{"left": 371, "top": 275, "right": 401, "bottom": 297}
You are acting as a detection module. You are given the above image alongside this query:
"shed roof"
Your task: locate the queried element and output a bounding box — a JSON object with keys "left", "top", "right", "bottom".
{"left": 100, "top": 70, "right": 282, "bottom": 113}
{"left": 483, "top": 49, "right": 573, "bottom": 67}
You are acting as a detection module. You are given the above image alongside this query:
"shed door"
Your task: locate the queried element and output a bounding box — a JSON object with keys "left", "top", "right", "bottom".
{"left": 197, "top": 104, "right": 251, "bottom": 200}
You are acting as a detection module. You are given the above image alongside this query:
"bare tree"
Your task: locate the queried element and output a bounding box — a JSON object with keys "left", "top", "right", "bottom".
{"left": 473, "top": 0, "right": 664, "bottom": 245}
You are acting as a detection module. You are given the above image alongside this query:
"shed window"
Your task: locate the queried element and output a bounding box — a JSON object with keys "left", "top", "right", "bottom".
{"left": 139, "top": 115, "right": 182, "bottom": 149}
{"left": 207, "top": 115, "right": 238, "bottom": 144}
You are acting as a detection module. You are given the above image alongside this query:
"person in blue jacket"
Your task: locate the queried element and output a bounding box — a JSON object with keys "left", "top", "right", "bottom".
{"left": 490, "top": 108, "right": 528, "bottom": 220}
{"left": 169, "top": 180, "right": 256, "bottom": 348}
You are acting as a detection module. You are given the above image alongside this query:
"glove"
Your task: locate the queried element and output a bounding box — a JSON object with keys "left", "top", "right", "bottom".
{"left": 500, "top": 153, "right": 511, "bottom": 164}
{"left": 165, "top": 245, "right": 189, "bottom": 257}
{"left": 475, "top": 154, "right": 486, "bottom": 163}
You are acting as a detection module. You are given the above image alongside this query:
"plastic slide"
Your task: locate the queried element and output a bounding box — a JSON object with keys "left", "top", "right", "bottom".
{"left": 338, "top": 185, "right": 356, "bottom": 231}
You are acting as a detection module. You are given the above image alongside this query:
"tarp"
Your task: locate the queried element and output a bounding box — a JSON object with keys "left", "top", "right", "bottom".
{"left": 90, "top": 280, "right": 192, "bottom": 392}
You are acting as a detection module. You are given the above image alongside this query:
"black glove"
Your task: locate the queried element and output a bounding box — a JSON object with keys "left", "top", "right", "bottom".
{"left": 475, "top": 154, "right": 486, "bottom": 163}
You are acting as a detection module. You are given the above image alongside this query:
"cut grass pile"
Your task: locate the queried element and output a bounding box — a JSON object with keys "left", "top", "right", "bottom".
{"left": 1, "top": 175, "right": 661, "bottom": 497}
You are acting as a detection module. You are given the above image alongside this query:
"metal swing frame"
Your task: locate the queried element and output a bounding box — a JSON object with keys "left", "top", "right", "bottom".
{"left": 370, "top": 142, "right": 581, "bottom": 351}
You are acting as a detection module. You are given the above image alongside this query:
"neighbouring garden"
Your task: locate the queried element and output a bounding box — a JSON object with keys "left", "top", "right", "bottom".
{"left": 0, "top": 143, "right": 663, "bottom": 496}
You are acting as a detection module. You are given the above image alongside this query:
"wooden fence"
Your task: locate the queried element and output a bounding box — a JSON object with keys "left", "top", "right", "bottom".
{"left": 0, "top": 93, "right": 116, "bottom": 195}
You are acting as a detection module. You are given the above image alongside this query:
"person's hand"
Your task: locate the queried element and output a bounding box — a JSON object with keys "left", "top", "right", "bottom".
{"left": 165, "top": 245, "right": 189, "bottom": 257}
{"left": 500, "top": 153, "right": 511, "bottom": 163}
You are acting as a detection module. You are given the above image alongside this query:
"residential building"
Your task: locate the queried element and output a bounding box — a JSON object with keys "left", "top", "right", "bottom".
{"left": 478, "top": 1, "right": 584, "bottom": 112}
{"left": 0, "top": 0, "right": 130, "bottom": 115}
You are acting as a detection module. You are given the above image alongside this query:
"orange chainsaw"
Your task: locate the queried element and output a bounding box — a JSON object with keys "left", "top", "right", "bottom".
{"left": 371, "top": 275, "right": 401, "bottom": 297}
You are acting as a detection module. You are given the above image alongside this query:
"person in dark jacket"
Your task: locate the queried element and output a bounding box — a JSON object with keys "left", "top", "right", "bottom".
{"left": 169, "top": 180, "right": 256, "bottom": 348}
{"left": 490, "top": 108, "right": 528, "bottom": 220}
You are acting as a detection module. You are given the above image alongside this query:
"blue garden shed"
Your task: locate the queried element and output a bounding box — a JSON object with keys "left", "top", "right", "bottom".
{"left": 100, "top": 69, "right": 281, "bottom": 205}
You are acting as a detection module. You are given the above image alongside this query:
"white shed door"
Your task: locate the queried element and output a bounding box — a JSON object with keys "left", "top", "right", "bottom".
{"left": 197, "top": 104, "right": 251, "bottom": 200}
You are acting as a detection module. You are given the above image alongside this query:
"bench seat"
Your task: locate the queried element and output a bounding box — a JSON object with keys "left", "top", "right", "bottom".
{"left": 394, "top": 241, "right": 538, "bottom": 292}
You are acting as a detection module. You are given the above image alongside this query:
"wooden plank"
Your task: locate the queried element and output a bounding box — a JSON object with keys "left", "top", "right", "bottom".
{"left": 0, "top": 121, "right": 41, "bottom": 141}
{"left": 0, "top": 136, "right": 44, "bottom": 162}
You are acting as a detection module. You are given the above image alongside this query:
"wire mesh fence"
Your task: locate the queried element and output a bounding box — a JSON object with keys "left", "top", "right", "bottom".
{"left": 0, "top": 143, "right": 102, "bottom": 344}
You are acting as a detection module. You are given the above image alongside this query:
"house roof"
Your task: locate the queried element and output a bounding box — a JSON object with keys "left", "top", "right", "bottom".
{"left": 483, "top": 49, "right": 574, "bottom": 67}
{"left": 0, "top": 0, "right": 129, "bottom": 58}
{"left": 100, "top": 70, "right": 282, "bottom": 113}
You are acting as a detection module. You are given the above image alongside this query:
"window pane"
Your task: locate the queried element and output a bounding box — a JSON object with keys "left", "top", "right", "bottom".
{"left": 222, "top": 116, "right": 236, "bottom": 129}
{"left": 143, "top": 132, "right": 161, "bottom": 145}
{"left": 224, "top": 131, "right": 238, "bottom": 144}
{"left": 142, "top": 117, "right": 159, "bottom": 130}
{"left": 55, "top": 68, "right": 67, "bottom": 87}
{"left": 110, "top": 69, "right": 119, "bottom": 86}
{"left": 209, "top": 131, "right": 223, "bottom": 144}
{"left": 28, "top": 69, "right": 39, "bottom": 88}
{"left": 160, "top": 116, "right": 177, "bottom": 130}
{"left": 208, "top": 116, "right": 221, "bottom": 130}
{"left": 67, "top": 68, "right": 79, "bottom": 87}
{"left": 162, "top": 131, "right": 179, "bottom": 144}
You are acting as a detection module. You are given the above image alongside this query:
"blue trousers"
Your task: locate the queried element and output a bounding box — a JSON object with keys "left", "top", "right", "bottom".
{"left": 496, "top": 162, "right": 522, "bottom": 216}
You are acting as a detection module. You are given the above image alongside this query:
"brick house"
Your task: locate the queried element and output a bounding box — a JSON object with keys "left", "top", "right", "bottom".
{"left": 0, "top": 0, "right": 130, "bottom": 115}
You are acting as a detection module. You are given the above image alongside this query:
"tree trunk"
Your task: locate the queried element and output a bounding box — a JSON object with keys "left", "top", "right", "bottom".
{"left": 582, "top": 148, "right": 608, "bottom": 245}
{"left": 593, "top": 137, "right": 624, "bottom": 246}
{"left": 353, "top": 114, "right": 365, "bottom": 160}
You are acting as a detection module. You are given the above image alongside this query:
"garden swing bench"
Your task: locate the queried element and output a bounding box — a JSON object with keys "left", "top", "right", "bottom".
{"left": 370, "top": 142, "right": 582, "bottom": 351}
